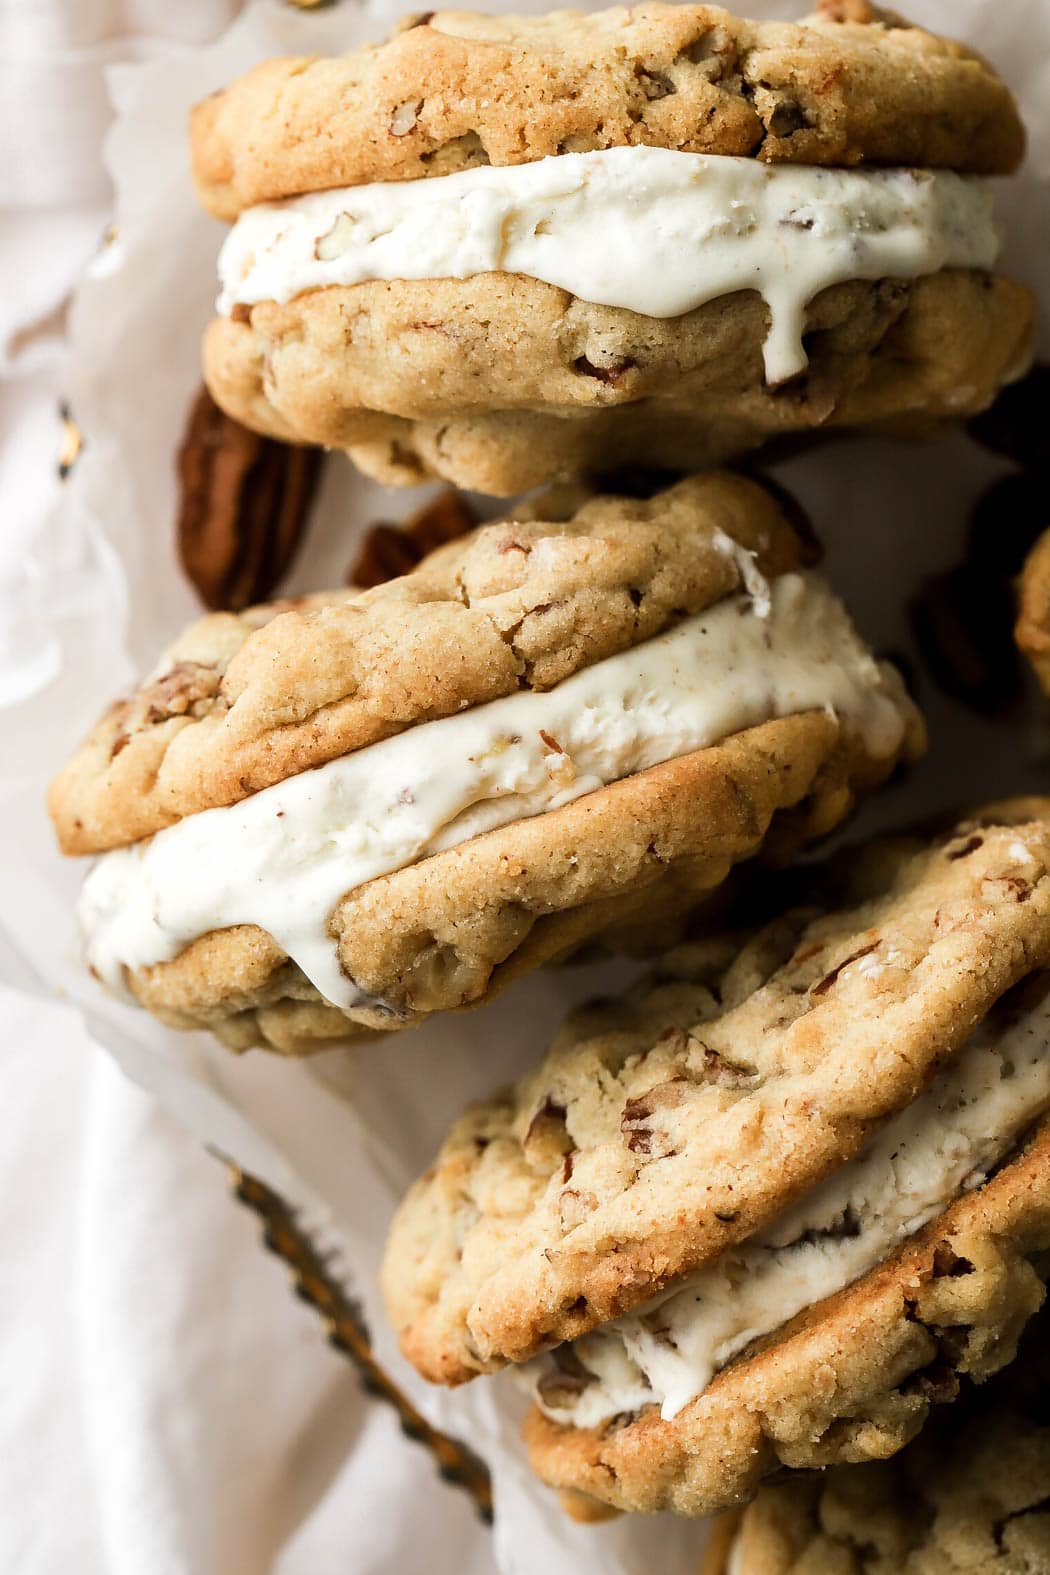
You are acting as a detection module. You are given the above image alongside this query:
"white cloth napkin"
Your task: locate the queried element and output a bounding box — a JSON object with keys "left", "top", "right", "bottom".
{"left": 0, "top": 982, "right": 496, "bottom": 1575}
{"left": 0, "top": 2, "right": 496, "bottom": 1570}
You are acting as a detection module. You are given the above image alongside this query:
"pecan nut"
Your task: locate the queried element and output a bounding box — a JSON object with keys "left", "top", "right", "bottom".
{"left": 349, "top": 489, "right": 476, "bottom": 588}
{"left": 176, "top": 385, "right": 322, "bottom": 612}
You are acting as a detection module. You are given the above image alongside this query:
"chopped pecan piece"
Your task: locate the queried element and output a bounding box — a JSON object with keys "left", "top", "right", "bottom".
{"left": 572, "top": 354, "right": 636, "bottom": 385}
{"left": 982, "top": 875, "right": 1033, "bottom": 903}
{"left": 536, "top": 1346, "right": 594, "bottom": 1408}
{"left": 694, "top": 1042, "right": 757, "bottom": 1088}
{"left": 621, "top": 1078, "right": 691, "bottom": 1156}
{"left": 351, "top": 525, "right": 425, "bottom": 586}
{"left": 143, "top": 661, "right": 220, "bottom": 725}
{"left": 902, "top": 1361, "right": 961, "bottom": 1405}
{"left": 946, "top": 834, "right": 984, "bottom": 862}
{"left": 788, "top": 1203, "right": 862, "bottom": 1250}
{"left": 558, "top": 1189, "right": 598, "bottom": 1231}
{"left": 390, "top": 99, "right": 422, "bottom": 136}
{"left": 654, "top": 1025, "right": 692, "bottom": 1051}
{"left": 814, "top": 0, "right": 877, "bottom": 24}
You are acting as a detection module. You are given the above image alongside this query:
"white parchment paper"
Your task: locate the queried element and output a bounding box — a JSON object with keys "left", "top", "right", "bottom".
{"left": 1, "top": 2, "right": 1048, "bottom": 1570}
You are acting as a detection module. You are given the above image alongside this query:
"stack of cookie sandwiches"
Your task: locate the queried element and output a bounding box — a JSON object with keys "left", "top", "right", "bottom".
{"left": 49, "top": 0, "right": 1049, "bottom": 1543}
{"left": 194, "top": 0, "right": 1034, "bottom": 493}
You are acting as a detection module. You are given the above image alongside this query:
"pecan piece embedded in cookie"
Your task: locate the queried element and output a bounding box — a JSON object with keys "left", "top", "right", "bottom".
{"left": 191, "top": 5, "right": 1025, "bottom": 219}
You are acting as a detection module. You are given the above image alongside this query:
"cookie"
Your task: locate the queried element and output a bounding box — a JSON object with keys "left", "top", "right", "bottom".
{"left": 1017, "top": 529, "right": 1050, "bottom": 700}
{"left": 47, "top": 473, "right": 920, "bottom": 1053}
{"left": 204, "top": 271, "right": 1035, "bottom": 496}
{"left": 708, "top": 1308, "right": 1050, "bottom": 1573}
{"left": 382, "top": 803, "right": 1050, "bottom": 1515}
{"left": 192, "top": 4, "right": 1025, "bottom": 219}
{"left": 193, "top": 3, "right": 1033, "bottom": 493}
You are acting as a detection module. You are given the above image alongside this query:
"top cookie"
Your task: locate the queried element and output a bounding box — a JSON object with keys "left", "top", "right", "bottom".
{"left": 191, "top": 2, "right": 1025, "bottom": 221}
{"left": 48, "top": 473, "right": 803, "bottom": 855}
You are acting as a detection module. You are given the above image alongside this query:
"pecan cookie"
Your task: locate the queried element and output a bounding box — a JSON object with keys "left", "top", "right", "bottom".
{"left": 382, "top": 803, "right": 1050, "bottom": 1515}
{"left": 707, "top": 1307, "right": 1050, "bottom": 1573}
{"left": 193, "top": 2, "right": 1034, "bottom": 493}
{"left": 47, "top": 473, "right": 920, "bottom": 1053}
{"left": 193, "top": 3, "right": 1025, "bottom": 218}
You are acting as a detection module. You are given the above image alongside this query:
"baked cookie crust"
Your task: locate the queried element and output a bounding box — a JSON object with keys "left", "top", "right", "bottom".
{"left": 382, "top": 808, "right": 1050, "bottom": 1381}
{"left": 191, "top": 3, "right": 1025, "bottom": 221}
{"left": 203, "top": 271, "right": 1036, "bottom": 493}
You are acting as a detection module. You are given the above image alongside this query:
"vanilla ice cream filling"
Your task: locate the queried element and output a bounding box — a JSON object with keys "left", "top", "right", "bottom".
{"left": 217, "top": 146, "right": 1001, "bottom": 385}
{"left": 79, "top": 569, "right": 909, "bottom": 1010}
{"left": 529, "top": 982, "right": 1050, "bottom": 1430}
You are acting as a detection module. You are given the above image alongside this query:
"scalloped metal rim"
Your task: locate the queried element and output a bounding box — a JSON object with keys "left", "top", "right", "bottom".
{"left": 230, "top": 1163, "right": 495, "bottom": 1523}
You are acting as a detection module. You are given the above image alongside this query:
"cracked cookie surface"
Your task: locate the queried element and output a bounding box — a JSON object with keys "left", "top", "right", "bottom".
{"left": 191, "top": 2, "right": 1025, "bottom": 220}
{"left": 193, "top": 3, "right": 1032, "bottom": 492}
{"left": 524, "top": 1128, "right": 1050, "bottom": 1516}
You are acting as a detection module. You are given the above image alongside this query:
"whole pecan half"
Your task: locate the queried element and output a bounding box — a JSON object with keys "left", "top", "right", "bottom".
{"left": 176, "top": 386, "right": 323, "bottom": 612}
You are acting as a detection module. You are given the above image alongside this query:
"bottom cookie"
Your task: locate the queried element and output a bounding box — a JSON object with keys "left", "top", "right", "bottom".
{"left": 706, "top": 1305, "right": 1050, "bottom": 1574}
{"left": 135, "top": 712, "right": 904, "bottom": 1053}
{"left": 205, "top": 271, "right": 1034, "bottom": 494}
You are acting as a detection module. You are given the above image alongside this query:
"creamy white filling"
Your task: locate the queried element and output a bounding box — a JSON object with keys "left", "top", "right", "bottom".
{"left": 529, "top": 983, "right": 1050, "bottom": 1429}
{"left": 217, "top": 146, "right": 1001, "bottom": 385}
{"left": 79, "top": 570, "right": 908, "bottom": 1009}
